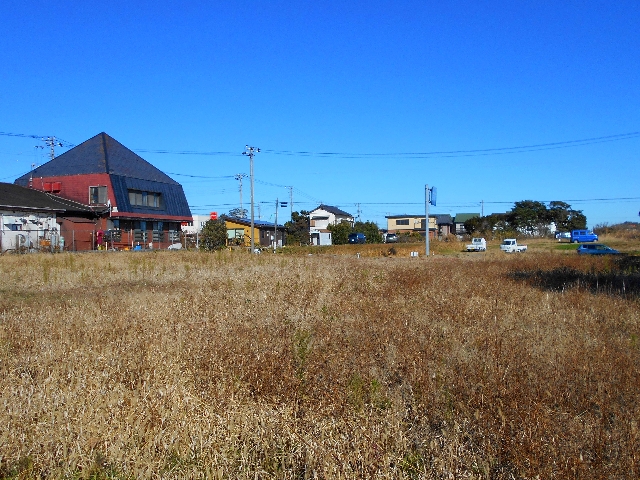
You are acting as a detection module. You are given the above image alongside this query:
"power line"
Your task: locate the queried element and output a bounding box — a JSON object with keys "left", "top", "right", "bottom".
{"left": 3, "top": 130, "right": 638, "bottom": 159}
{"left": 261, "top": 131, "right": 640, "bottom": 159}
{"left": 165, "top": 172, "right": 235, "bottom": 179}
{"left": 0, "top": 132, "right": 74, "bottom": 148}
{"left": 0, "top": 131, "right": 42, "bottom": 139}
{"left": 329, "top": 197, "right": 640, "bottom": 207}
{"left": 135, "top": 149, "right": 238, "bottom": 156}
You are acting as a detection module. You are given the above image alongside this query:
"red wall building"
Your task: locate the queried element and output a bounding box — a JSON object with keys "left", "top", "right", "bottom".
{"left": 15, "top": 133, "right": 192, "bottom": 250}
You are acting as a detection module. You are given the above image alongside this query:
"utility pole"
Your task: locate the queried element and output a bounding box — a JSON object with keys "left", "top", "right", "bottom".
{"left": 234, "top": 173, "right": 248, "bottom": 216}
{"left": 356, "top": 203, "right": 361, "bottom": 221}
{"left": 288, "top": 186, "right": 293, "bottom": 220}
{"left": 481, "top": 200, "right": 484, "bottom": 217}
{"left": 242, "top": 146, "right": 260, "bottom": 253}
{"left": 274, "top": 198, "right": 278, "bottom": 252}
{"left": 35, "top": 136, "right": 63, "bottom": 162}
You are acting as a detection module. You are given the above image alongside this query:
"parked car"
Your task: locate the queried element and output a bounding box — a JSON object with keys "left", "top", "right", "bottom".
{"left": 555, "top": 232, "right": 571, "bottom": 241}
{"left": 500, "top": 239, "right": 527, "bottom": 253}
{"left": 348, "top": 232, "right": 366, "bottom": 244}
{"left": 576, "top": 244, "right": 620, "bottom": 255}
{"left": 571, "top": 229, "right": 598, "bottom": 243}
{"left": 384, "top": 233, "right": 398, "bottom": 243}
{"left": 466, "top": 237, "right": 487, "bottom": 252}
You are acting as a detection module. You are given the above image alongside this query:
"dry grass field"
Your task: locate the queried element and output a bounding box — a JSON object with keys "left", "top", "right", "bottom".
{"left": 0, "top": 246, "right": 639, "bottom": 478}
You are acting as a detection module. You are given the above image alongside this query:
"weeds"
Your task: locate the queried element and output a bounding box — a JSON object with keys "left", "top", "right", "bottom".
{"left": 0, "top": 251, "right": 638, "bottom": 478}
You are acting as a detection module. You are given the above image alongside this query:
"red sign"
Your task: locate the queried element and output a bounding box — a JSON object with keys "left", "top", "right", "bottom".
{"left": 210, "top": 212, "right": 218, "bottom": 220}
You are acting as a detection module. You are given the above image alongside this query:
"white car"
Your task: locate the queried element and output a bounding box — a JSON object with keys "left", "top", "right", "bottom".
{"left": 466, "top": 238, "right": 487, "bottom": 252}
{"left": 500, "top": 239, "right": 527, "bottom": 253}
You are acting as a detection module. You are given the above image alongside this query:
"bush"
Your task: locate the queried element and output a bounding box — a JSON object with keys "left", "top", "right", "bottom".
{"left": 199, "top": 219, "right": 227, "bottom": 251}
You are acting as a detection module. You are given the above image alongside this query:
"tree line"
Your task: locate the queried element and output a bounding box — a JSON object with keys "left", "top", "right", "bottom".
{"left": 464, "top": 200, "right": 586, "bottom": 237}
{"left": 198, "top": 200, "right": 587, "bottom": 251}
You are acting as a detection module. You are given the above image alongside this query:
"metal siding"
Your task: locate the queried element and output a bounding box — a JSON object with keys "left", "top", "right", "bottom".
{"left": 111, "top": 175, "right": 191, "bottom": 217}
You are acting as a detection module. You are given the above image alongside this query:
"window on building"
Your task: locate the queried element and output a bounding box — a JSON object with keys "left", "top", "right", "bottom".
{"left": 89, "top": 186, "right": 107, "bottom": 205}
{"left": 128, "top": 189, "right": 164, "bottom": 209}
{"left": 396, "top": 219, "right": 409, "bottom": 226}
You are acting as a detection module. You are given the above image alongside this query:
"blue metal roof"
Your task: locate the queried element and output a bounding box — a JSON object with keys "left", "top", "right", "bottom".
{"left": 15, "top": 133, "right": 191, "bottom": 218}
{"left": 15, "top": 132, "right": 179, "bottom": 184}
{"left": 226, "top": 216, "right": 284, "bottom": 228}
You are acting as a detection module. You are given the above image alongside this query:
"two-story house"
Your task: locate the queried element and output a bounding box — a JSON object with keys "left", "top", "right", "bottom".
{"left": 385, "top": 214, "right": 437, "bottom": 238}
{"left": 15, "top": 132, "right": 192, "bottom": 249}
{"left": 309, "top": 204, "right": 354, "bottom": 246}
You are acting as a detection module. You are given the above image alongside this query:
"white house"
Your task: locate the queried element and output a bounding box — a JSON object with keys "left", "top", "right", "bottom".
{"left": 309, "top": 204, "right": 354, "bottom": 246}
{"left": 181, "top": 214, "right": 211, "bottom": 234}
{"left": 0, "top": 182, "right": 96, "bottom": 253}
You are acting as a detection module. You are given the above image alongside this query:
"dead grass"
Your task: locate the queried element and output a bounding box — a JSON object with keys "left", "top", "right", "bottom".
{"left": 0, "top": 250, "right": 638, "bottom": 478}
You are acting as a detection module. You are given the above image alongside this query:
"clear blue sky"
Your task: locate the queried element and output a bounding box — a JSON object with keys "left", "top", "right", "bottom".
{"left": 2, "top": 1, "right": 639, "bottom": 228}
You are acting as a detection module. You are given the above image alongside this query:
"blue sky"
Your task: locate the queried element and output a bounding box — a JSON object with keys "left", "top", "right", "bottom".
{"left": 1, "top": 1, "right": 638, "bottom": 227}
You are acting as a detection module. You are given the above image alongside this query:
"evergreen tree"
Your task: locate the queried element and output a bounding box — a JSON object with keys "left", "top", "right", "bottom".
{"left": 328, "top": 222, "right": 352, "bottom": 245}
{"left": 199, "top": 219, "right": 228, "bottom": 251}
{"left": 284, "top": 211, "right": 310, "bottom": 245}
{"left": 353, "top": 221, "right": 383, "bottom": 243}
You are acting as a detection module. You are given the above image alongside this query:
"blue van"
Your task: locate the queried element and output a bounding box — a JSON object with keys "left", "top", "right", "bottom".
{"left": 348, "top": 233, "right": 366, "bottom": 244}
{"left": 571, "top": 229, "right": 598, "bottom": 243}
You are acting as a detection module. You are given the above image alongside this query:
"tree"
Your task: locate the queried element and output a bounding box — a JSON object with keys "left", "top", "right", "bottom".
{"left": 549, "top": 201, "right": 586, "bottom": 231}
{"left": 464, "top": 216, "right": 484, "bottom": 235}
{"left": 508, "top": 200, "right": 550, "bottom": 236}
{"left": 565, "top": 210, "right": 587, "bottom": 231}
{"left": 199, "top": 219, "right": 227, "bottom": 251}
{"left": 284, "top": 210, "right": 310, "bottom": 245}
{"left": 353, "top": 221, "right": 383, "bottom": 243}
{"left": 228, "top": 207, "right": 248, "bottom": 218}
{"left": 464, "top": 213, "right": 510, "bottom": 237}
{"left": 328, "top": 222, "right": 352, "bottom": 245}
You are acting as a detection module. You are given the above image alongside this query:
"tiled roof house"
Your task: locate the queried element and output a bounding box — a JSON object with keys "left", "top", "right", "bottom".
{"left": 309, "top": 204, "right": 354, "bottom": 245}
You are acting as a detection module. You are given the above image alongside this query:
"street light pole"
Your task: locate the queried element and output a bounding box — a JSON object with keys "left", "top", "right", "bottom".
{"left": 425, "top": 184, "right": 429, "bottom": 257}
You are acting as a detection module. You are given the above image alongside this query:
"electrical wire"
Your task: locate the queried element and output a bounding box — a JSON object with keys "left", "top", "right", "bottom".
{"left": 3, "top": 130, "right": 638, "bottom": 159}
{"left": 261, "top": 132, "right": 640, "bottom": 159}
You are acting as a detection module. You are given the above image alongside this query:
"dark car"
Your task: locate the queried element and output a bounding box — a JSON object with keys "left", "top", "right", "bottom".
{"left": 577, "top": 244, "right": 620, "bottom": 255}
{"left": 348, "top": 232, "right": 366, "bottom": 244}
{"left": 385, "top": 233, "right": 398, "bottom": 243}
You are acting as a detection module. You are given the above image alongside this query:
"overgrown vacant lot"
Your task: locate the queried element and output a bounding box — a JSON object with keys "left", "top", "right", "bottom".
{"left": 0, "top": 251, "right": 638, "bottom": 478}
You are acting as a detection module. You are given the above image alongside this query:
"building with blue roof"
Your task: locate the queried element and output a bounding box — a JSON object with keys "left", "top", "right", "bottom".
{"left": 14, "top": 132, "right": 192, "bottom": 249}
